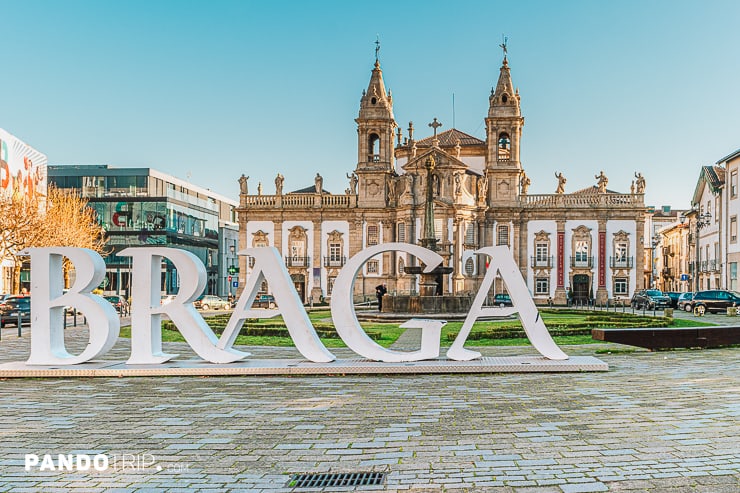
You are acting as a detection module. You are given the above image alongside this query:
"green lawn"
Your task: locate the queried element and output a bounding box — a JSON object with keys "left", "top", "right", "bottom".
{"left": 118, "top": 308, "right": 715, "bottom": 348}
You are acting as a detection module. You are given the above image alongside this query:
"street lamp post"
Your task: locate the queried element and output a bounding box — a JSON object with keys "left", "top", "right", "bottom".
{"left": 681, "top": 211, "right": 711, "bottom": 292}
{"left": 650, "top": 236, "right": 660, "bottom": 289}
{"left": 228, "top": 241, "right": 236, "bottom": 301}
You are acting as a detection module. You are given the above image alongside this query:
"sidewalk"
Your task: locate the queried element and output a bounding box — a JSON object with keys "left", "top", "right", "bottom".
{"left": 0, "top": 323, "right": 738, "bottom": 491}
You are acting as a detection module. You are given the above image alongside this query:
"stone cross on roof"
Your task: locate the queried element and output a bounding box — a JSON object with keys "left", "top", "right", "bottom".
{"left": 428, "top": 118, "right": 443, "bottom": 137}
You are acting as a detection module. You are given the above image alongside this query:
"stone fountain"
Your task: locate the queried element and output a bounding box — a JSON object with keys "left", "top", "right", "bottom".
{"left": 383, "top": 154, "right": 471, "bottom": 314}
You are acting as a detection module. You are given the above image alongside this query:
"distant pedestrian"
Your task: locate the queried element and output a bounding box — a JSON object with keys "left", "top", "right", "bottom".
{"left": 376, "top": 283, "right": 387, "bottom": 312}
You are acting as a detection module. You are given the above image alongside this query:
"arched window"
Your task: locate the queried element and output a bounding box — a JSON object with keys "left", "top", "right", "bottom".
{"left": 369, "top": 133, "right": 380, "bottom": 162}
{"left": 398, "top": 257, "right": 405, "bottom": 274}
{"left": 465, "top": 257, "right": 475, "bottom": 276}
{"left": 498, "top": 132, "right": 511, "bottom": 160}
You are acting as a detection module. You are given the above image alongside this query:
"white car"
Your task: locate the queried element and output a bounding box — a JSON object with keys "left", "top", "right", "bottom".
{"left": 161, "top": 295, "right": 177, "bottom": 305}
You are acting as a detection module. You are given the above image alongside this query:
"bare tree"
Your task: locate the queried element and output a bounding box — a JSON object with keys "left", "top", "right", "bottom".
{"left": 0, "top": 193, "right": 46, "bottom": 293}
{"left": 41, "top": 186, "right": 108, "bottom": 288}
{"left": 0, "top": 186, "right": 107, "bottom": 293}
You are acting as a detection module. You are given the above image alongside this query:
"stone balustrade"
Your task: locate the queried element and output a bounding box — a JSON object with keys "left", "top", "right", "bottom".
{"left": 518, "top": 193, "right": 642, "bottom": 208}
{"left": 242, "top": 193, "right": 355, "bottom": 208}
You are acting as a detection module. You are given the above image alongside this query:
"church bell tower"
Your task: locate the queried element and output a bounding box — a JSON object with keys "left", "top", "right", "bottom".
{"left": 485, "top": 49, "right": 524, "bottom": 205}
{"left": 355, "top": 44, "right": 397, "bottom": 207}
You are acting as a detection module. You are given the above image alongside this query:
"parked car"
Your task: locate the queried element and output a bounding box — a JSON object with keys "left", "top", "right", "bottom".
{"left": 194, "top": 295, "right": 230, "bottom": 310}
{"left": 630, "top": 289, "right": 672, "bottom": 310}
{"left": 0, "top": 296, "right": 31, "bottom": 328}
{"left": 492, "top": 293, "right": 513, "bottom": 307}
{"left": 665, "top": 291, "right": 682, "bottom": 308}
{"left": 252, "top": 294, "right": 276, "bottom": 308}
{"left": 0, "top": 294, "right": 14, "bottom": 310}
{"left": 104, "top": 295, "right": 130, "bottom": 314}
{"left": 687, "top": 290, "right": 740, "bottom": 314}
{"left": 677, "top": 292, "right": 694, "bottom": 312}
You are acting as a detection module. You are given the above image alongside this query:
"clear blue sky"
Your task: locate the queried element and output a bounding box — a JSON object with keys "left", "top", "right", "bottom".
{"left": 3, "top": 0, "right": 739, "bottom": 208}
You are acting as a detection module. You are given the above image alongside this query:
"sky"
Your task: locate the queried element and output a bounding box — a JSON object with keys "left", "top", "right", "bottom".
{"left": 2, "top": 0, "right": 739, "bottom": 208}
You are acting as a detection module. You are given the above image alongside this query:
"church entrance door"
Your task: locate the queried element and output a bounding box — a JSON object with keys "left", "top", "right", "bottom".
{"left": 572, "top": 274, "right": 590, "bottom": 304}
{"left": 291, "top": 274, "right": 306, "bottom": 303}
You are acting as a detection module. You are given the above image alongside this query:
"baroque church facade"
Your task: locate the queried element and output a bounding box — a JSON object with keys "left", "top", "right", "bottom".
{"left": 236, "top": 54, "right": 646, "bottom": 305}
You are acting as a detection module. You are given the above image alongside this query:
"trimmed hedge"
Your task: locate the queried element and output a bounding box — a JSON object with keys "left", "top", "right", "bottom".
{"left": 447, "top": 312, "right": 672, "bottom": 341}
{"left": 161, "top": 317, "right": 381, "bottom": 340}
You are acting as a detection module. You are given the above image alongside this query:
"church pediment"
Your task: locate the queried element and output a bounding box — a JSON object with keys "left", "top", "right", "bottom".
{"left": 401, "top": 148, "right": 469, "bottom": 173}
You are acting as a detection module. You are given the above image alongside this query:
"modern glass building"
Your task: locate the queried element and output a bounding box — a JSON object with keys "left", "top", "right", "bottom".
{"left": 47, "top": 165, "right": 238, "bottom": 298}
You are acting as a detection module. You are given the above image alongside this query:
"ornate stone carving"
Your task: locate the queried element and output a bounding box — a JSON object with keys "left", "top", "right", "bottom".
{"left": 251, "top": 230, "right": 270, "bottom": 247}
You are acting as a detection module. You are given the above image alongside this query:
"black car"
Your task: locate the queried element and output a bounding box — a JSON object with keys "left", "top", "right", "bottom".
{"left": 687, "top": 290, "right": 740, "bottom": 314}
{"left": 630, "top": 289, "right": 672, "bottom": 310}
{"left": 252, "top": 294, "right": 276, "bottom": 308}
{"left": 0, "top": 296, "right": 31, "bottom": 328}
{"left": 492, "top": 293, "right": 513, "bottom": 307}
{"left": 665, "top": 291, "right": 682, "bottom": 308}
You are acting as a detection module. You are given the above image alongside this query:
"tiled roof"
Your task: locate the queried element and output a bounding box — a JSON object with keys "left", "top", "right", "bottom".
{"left": 570, "top": 185, "right": 620, "bottom": 195}
{"left": 703, "top": 165, "right": 725, "bottom": 190}
{"left": 289, "top": 185, "right": 331, "bottom": 194}
{"left": 414, "top": 128, "right": 485, "bottom": 147}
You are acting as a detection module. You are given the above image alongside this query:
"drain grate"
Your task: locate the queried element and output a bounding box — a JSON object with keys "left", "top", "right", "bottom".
{"left": 289, "top": 471, "right": 386, "bottom": 489}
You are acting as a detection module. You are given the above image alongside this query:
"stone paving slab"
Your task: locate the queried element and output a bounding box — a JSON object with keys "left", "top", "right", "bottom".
{"left": 0, "top": 326, "right": 738, "bottom": 491}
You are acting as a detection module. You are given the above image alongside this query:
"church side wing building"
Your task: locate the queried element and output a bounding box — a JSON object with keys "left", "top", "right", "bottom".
{"left": 236, "top": 55, "right": 646, "bottom": 305}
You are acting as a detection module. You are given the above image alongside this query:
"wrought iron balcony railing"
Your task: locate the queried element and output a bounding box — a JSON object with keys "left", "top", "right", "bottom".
{"left": 530, "top": 256, "right": 553, "bottom": 268}
{"left": 285, "top": 256, "right": 310, "bottom": 267}
{"left": 610, "top": 256, "right": 634, "bottom": 268}
{"left": 570, "top": 256, "right": 594, "bottom": 268}
{"left": 324, "top": 256, "right": 346, "bottom": 268}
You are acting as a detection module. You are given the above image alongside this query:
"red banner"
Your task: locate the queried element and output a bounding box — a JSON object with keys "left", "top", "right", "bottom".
{"left": 557, "top": 232, "right": 565, "bottom": 287}
{"left": 598, "top": 231, "right": 606, "bottom": 287}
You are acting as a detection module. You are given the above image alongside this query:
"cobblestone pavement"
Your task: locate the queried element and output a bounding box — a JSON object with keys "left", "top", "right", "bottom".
{"left": 0, "top": 325, "right": 738, "bottom": 492}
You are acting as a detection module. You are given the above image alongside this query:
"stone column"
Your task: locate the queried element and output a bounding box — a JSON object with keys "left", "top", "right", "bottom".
{"left": 381, "top": 220, "right": 395, "bottom": 289}
{"left": 350, "top": 216, "right": 365, "bottom": 301}
{"left": 596, "top": 220, "right": 608, "bottom": 303}
{"left": 517, "top": 217, "right": 528, "bottom": 281}
{"left": 635, "top": 217, "right": 645, "bottom": 290}
{"left": 310, "top": 220, "right": 323, "bottom": 304}
{"left": 553, "top": 219, "right": 567, "bottom": 305}
{"left": 236, "top": 214, "right": 248, "bottom": 299}
{"left": 453, "top": 216, "right": 465, "bottom": 294}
